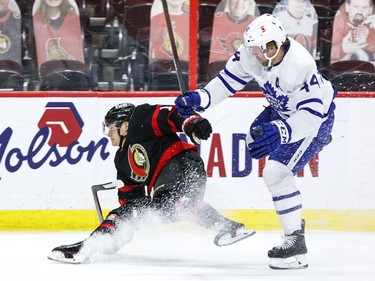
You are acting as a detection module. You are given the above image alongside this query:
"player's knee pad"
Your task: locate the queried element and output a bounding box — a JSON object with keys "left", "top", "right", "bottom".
{"left": 263, "top": 160, "right": 296, "bottom": 196}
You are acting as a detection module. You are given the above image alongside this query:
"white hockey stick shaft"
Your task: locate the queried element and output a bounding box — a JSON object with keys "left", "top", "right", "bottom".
{"left": 91, "top": 180, "right": 124, "bottom": 223}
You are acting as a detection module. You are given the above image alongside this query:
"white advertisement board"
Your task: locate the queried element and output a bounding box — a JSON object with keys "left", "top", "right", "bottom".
{"left": 0, "top": 96, "right": 373, "bottom": 210}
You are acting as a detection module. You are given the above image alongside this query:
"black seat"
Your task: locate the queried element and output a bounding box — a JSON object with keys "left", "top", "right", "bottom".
{"left": 0, "top": 60, "right": 25, "bottom": 91}
{"left": 39, "top": 60, "right": 91, "bottom": 90}
{"left": 329, "top": 60, "right": 375, "bottom": 91}
{"left": 149, "top": 60, "right": 188, "bottom": 91}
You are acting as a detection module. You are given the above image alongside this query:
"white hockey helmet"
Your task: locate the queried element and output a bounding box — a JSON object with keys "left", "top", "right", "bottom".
{"left": 243, "top": 13, "right": 287, "bottom": 53}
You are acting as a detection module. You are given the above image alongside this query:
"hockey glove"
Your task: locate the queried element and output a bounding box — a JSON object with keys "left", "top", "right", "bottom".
{"left": 183, "top": 115, "right": 212, "bottom": 145}
{"left": 175, "top": 90, "right": 205, "bottom": 118}
{"left": 247, "top": 120, "right": 291, "bottom": 159}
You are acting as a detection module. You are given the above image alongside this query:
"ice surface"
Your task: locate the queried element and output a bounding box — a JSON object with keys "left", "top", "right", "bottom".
{"left": 1, "top": 227, "right": 374, "bottom": 281}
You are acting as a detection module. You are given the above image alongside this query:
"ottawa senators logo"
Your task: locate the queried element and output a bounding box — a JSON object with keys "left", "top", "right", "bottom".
{"left": 217, "top": 32, "right": 243, "bottom": 54}
{"left": 127, "top": 144, "right": 150, "bottom": 182}
{"left": 161, "top": 25, "right": 184, "bottom": 57}
{"left": 46, "top": 38, "right": 74, "bottom": 61}
{"left": 0, "top": 33, "right": 11, "bottom": 54}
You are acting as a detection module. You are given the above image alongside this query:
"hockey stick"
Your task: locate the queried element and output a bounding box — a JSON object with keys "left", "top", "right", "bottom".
{"left": 161, "top": 0, "right": 201, "bottom": 144}
{"left": 161, "top": 0, "right": 187, "bottom": 94}
{"left": 91, "top": 180, "right": 124, "bottom": 223}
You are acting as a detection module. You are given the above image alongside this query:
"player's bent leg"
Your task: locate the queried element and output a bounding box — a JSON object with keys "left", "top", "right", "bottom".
{"left": 48, "top": 202, "right": 141, "bottom": 264}
{"left": 176, "top": 199, "right": 256, "bottom": 247}
{"left": 192, "top": 202, "right": 256, "bottom": 247}
{"left": 47, "top": 214, "right": 131, "bottom": 264}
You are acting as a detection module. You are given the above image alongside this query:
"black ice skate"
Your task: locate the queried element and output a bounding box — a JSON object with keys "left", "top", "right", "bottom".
{"left": 268, "top": 219, "right": 308, "bottom": 270}
{"left": 214, "top": 222, "right": 255, "bottom": 247}
{"left": 47, "top": 241, "right": 86, "bottom": 264}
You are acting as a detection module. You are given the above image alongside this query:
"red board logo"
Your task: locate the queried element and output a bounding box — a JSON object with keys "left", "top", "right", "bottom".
{"left": 38, "top": 102, "right": 84, "bottom": 147}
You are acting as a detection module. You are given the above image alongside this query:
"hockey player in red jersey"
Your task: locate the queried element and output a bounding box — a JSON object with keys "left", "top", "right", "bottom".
{"left": 48, "top": 103, "right": 255, "bottom": 263}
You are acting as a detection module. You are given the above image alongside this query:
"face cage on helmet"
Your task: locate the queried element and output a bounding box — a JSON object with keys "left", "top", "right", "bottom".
{"left": 102, "top": 120, "right": 122, "bottom": 135}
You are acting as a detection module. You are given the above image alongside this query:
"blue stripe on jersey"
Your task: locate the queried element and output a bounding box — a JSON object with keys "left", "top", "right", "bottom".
{"left": 201, "top": 88, "right": 211, "bottom": 109}
{"left": 272, "top": 190, "right": 301, "bottom": 201}
{"left": 300, "top": 107, "right": 324, "bottom": 118}
{"left": 277, "top": 204, "right": 302, "bottom": 215}
{"left": 296, "top": 98, "right": 324, "bottom": 118}
{"left": 217, "top": 74, "right": 237, "bottom": 94}
{"left": 297, "top": 98, "right": 323, "bottom": 108}
{"left": 223, "top": 68, "right": 248, "bottom": 85}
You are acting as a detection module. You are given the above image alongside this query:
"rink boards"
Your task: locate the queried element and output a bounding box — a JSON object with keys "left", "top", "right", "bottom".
{"left": 0, "top": 92, "right": 374, "bottom": 231}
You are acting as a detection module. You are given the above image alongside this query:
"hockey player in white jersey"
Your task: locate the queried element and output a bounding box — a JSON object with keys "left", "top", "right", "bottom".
{"left": 175, "top": 14, "right": 336, "bottom": 270}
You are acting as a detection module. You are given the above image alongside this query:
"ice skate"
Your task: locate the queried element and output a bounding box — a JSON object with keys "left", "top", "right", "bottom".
{"left": 47, "top": 241, "right": 87, "bottom": 264}
{"left": 214, "top": 222, "right": 255, "bottom": 247}
{"left": 268, "top": 219, "right": 308, "bottom": 270}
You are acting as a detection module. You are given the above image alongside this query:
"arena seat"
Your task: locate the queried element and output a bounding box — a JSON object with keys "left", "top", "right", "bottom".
{"left": 330, "top": 60, "right": 375, "bottom": 91}
{"left": 39, "top": 60, "right": 91, "bottom": 90}
{"left": 149, "top": 59, "right": 188, "bottom": 91}
{"left": 0, "top": 60, "right": 25, "bottom": 91}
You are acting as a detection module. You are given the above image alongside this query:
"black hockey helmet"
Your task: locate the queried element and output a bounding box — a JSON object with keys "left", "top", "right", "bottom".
{"left": 104, "top": 103, "right": 135, "bottom": 128}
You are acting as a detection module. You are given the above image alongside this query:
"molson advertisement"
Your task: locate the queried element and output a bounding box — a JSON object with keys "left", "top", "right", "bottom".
{"left": 1, "top": 102, "right": 110, "bottom": 173}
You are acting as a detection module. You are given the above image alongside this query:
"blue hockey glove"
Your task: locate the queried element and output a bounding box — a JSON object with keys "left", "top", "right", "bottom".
{"left": 248, "top": 144, "right": 274, "bottom": 159}
{"left": 175, "top": 90, "right": 204, "bottom": 118}
{"left": 247, "top": 120, "right": 291, "bottom": 159}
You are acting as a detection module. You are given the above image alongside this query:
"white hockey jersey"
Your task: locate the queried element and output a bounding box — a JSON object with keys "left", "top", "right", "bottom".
{"left": 200, "top": 38, "right": 336, "bottom": 143}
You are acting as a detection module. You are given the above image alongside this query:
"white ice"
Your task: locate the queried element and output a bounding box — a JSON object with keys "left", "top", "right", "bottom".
{"left": 1, "top": 226, "right": 374, "bottom": 281}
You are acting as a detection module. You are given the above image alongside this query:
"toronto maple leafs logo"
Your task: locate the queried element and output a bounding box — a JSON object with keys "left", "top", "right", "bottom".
{"left": 261, "top": 81, "right": 289, "bottom": 111}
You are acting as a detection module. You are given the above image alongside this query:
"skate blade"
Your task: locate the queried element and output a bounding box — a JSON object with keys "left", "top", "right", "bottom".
{"left": 47, "top": 251, "right": 86, "bottom": 264}
{"left": 269, "top": 254, "right": 308, "bottom": 270}
{"left": 214, "top": 229, "right": 256, "bottom": 247}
